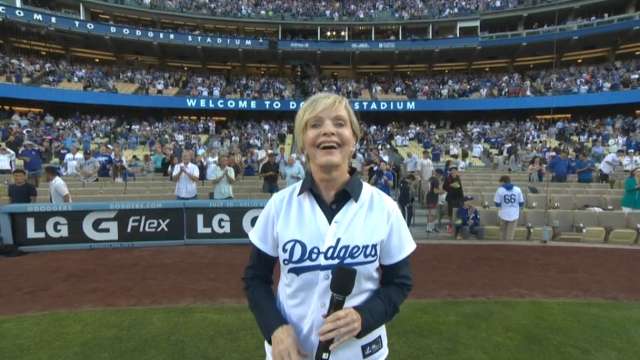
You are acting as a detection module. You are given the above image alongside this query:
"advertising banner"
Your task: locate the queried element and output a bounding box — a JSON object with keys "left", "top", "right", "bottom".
{"left": 11, "top": 208, "right": 185, "bottom": 247}
{"left": 2, "top": 83, "right": 640, "bottom": 112}
{"left": 0, "top": 200, "right": 268, "bottom": 251}
{"left": 184, "top": 200, "right": 266, "bottom": 244}
{"left": 0, "top": 4, "right": 268, "bottom": 50}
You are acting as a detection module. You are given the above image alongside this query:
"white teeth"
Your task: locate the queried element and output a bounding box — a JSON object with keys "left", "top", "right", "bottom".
{"left": 318, "top": 143, "right": 339, "bottom": 150}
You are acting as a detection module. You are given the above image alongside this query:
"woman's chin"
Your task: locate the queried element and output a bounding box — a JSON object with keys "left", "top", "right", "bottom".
{"left": 311, "top": 158, "right": 347, "bottom": 171}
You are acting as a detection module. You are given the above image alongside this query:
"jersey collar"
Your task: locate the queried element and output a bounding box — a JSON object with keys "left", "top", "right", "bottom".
{"left": 298, "top": 172, "right": 363, "bottom": 203}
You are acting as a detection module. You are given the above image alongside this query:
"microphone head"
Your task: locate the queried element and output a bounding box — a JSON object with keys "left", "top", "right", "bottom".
{"left": 330, "top": 265, "right": 357, "bottom": 297}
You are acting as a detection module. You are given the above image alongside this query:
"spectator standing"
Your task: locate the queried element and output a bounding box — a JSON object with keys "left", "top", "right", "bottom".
{"left": 373, "top": 161, "right": 394, "bottom": 196}
{"left": 623, "top": 150, "right": 636, "bottom": 173}
{"left": 276, "top": 146, "right": 287, "bottom": 179}
{"left": 621, "top": 168, "right": 640, "bottom": 213}
{"left": 211, "top": 154, "right": 235, "bottom": 200}
{"left": 0, "top": 143, "right": 16, "bottom": 175}
{"left": 282, "top": 155, "right": 305, "bottom": 187}
{"left": 599, "top": 149, "right": 624, "bottom": 183}
{"left": 140, "top": 154, "right": 154, "bottom": 176}
{"left": 575, "top": 152, "right": 595, "bottom": 183}
{"left": 260, "top": 152, "right": 279, "bottom": 194}
{"left": 112, "top": 151, "right": 128, "bottom": 183}
{"left": 63, "top": 146, "right": 83, "bottom": 176}
{"left": 18, "top": 141, "right": 43, "bottom": 187}
{"left": 166, "top": 154, "right": 178, "bottom": 179}
{"left": 472, "top": 141, "right": 483, "bottom": 159}
{"left": 129, "top": 155, "right": 144, "bottom": 177}
{"left": 172, "top": 151, "right": 199, "bottom": 200}
{"left": 244, "top": 149, "right": 258, "bottom": 176}
{"left": 350, "top": 150, "right": 365, "bottom": 175}
{"left": 151, "top": 145, "right": 165, "bottom": 173}
{"left": 425, "top": 170, "right": 442, "bottom": 233}
{"left": 417, "top": 150, "right": 433, "bottom": 199}
{"left": 404, "top": 151, "right": 418, "bottom": 175}
{"left": 443, "top": 167, "right": 464, "bottom": 233}
{"left": 196, "top": 155, "right": 207, "bottom": 185}
{"left": 591, "top": 141, "right": 606, "bottom": 163}
{"left": 45, "top": 166, "right": 70, "bottom": 203}
{"left": 95, "top": 144, "right": 113, "bottom": 180}
{"left": 78, "top": 150, "right": 99, "bottom": 184}
{"left": 528, "top": 156, "right": 545, "bottom": 182}
{"left": 548, "top": 151, "right": 570, "bottom": 182}
{"left": 163, "top": 153, "right": 175, "bottom": 177}
{"left": 8, "top": 169, "right": 37, "bottom": 203}
{"left": 205, "top": 149, "right": 218, "bottom": 180}
{"left": 397, "top": 174, "right": 416, "bottom": 225}
{"left": 494, "top": 175, "right": 525, "bottom": 241}
{"left": 633, "top": 151, "right": 640, "bottom": 170}
{"left": 431, "top": 145, "right": 442, "bottom": 163}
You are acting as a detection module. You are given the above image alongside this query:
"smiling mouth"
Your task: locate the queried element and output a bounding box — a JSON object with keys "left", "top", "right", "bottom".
{"left": 317, "top": 143, "right": 340, "bottom": 150}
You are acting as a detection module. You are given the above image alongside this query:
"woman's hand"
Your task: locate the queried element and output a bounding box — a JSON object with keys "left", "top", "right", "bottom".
{"left": 318, "top": 308, "right": 362, "bottom": 351}
{"left": 271, "top": 325, "right": 307, "bottom": 360}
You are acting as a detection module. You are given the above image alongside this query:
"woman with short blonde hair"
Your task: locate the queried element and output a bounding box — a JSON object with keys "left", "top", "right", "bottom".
{"left": 294, "top": 92, "right": 361, "bottom": 155}
{"left": 244, "top": 93, "right": 415, "bottom": 360}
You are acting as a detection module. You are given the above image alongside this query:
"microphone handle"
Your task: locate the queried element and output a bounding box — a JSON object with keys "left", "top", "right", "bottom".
{"left": 315, "top": 294, "right": 347, "bottom": 360}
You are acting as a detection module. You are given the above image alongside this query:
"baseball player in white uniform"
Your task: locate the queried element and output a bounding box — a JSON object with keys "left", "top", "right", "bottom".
{"left": 244, "top": 93, "right": 416, "bottom": 360}
{"left": 494, "top": 175, "right": 525, "bottom": 241}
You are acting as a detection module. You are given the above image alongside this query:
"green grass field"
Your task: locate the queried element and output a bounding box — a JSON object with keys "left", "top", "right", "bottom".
{"left": 1, "top": 300, "right": 639, "bottom": 360}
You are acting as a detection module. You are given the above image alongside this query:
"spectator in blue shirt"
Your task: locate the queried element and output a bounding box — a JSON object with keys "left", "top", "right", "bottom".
{"left": 549, "top": 151, "right": 570, "bottom": 182}
{"left": 94, "top": 144, "right": 113, "bottom": 179}
{"left": 431, "top": 146, "right": 441, "bottom": 163}
{"left": 591, "top": 142, "right": 606, "bottom": 163}
{"left": 82, "top": 132, "right": 92, "bottom": 153}
{"left": 18, "top": 141, "right": 43, "bottom": 187}
{"left": 373, "top": 161, "right": 394, "bottom": 196}
{"left": 454, "top": 196, "right": 484, "bottom": 240}
{"left": 575, "top": 152, "right": 595, "bottom": 183}
{"left": 63, "top": 135, "right": 76, "bottom": 151}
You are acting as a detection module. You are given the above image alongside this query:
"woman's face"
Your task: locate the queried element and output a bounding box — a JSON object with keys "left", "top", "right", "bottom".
{"left": 302, "top": 106, "right": 355, "bottom": 172}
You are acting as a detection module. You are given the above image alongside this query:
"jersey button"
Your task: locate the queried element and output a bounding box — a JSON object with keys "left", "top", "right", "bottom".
{"left": 324, "top": 273, "right": 330, "bottom": 280}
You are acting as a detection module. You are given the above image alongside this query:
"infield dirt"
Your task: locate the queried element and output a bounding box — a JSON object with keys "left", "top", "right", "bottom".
{"left": 1, "top": 244, "right": 639, "bottom": 316}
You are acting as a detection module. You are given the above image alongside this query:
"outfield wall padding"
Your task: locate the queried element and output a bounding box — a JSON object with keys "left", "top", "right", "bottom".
{"left": 0, "top": 200, "right": 267, "bottom": 252}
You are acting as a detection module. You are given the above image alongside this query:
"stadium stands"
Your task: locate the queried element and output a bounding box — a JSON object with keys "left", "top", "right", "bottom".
{"left": 1, "top": 106, "right": 638, "bottom": 244}
{"left": 2, "top": 51, "right": 639, "bottom": 100}
{"left": 0, "top": 0, "right": 638, "bottom": 248}
{"left": 96, "top": 0, "right": 545, "bottom": 21}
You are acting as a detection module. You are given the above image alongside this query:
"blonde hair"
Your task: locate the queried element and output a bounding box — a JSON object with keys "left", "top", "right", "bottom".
{"left": 294, "top": 92, "right": 361, "bottom": 154}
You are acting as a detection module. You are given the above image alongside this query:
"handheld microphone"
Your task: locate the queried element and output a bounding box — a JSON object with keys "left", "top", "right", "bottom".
{"left": 315, "top": 265, "right": 357, "bottom": 360}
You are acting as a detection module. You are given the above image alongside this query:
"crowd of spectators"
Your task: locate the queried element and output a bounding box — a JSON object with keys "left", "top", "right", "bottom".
{"left": 0, "top": 53, "right": 49, "bottom": 84}
{"left": 0, "top": 107, "right": 292, "bottom": 181}
{"left": 2, "top": 105, "right": 639, "bottom": 180}
{"left": 3, "top": 51, "right": 639, "bottom": 100}
{"left": 2, "top": 105, "right": 639, "bottom": 218}
{"left": 118, "top": 0, "right": 555, "bottom": 20}
{"left": 370, "top": 61, "right": 640, "bottom": 99}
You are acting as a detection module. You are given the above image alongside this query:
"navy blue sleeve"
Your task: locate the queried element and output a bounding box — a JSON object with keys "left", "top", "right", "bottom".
{"left": 243, "top": 245, "right": 288, "bottom": 344}
{"left": 354, "top": 256, "right": 413, "bottom": 338}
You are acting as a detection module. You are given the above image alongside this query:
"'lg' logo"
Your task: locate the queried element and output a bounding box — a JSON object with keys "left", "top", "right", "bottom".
{"left": 26, "top": 217, "right": 68, "bottom": 239}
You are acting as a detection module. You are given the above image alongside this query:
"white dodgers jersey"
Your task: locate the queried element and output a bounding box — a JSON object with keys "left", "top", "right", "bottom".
{"left": 494, "top": 185, "right": 525, "bottom": 221}
{"left": 249, "top": 181, "right": 416, "bottom": 360}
